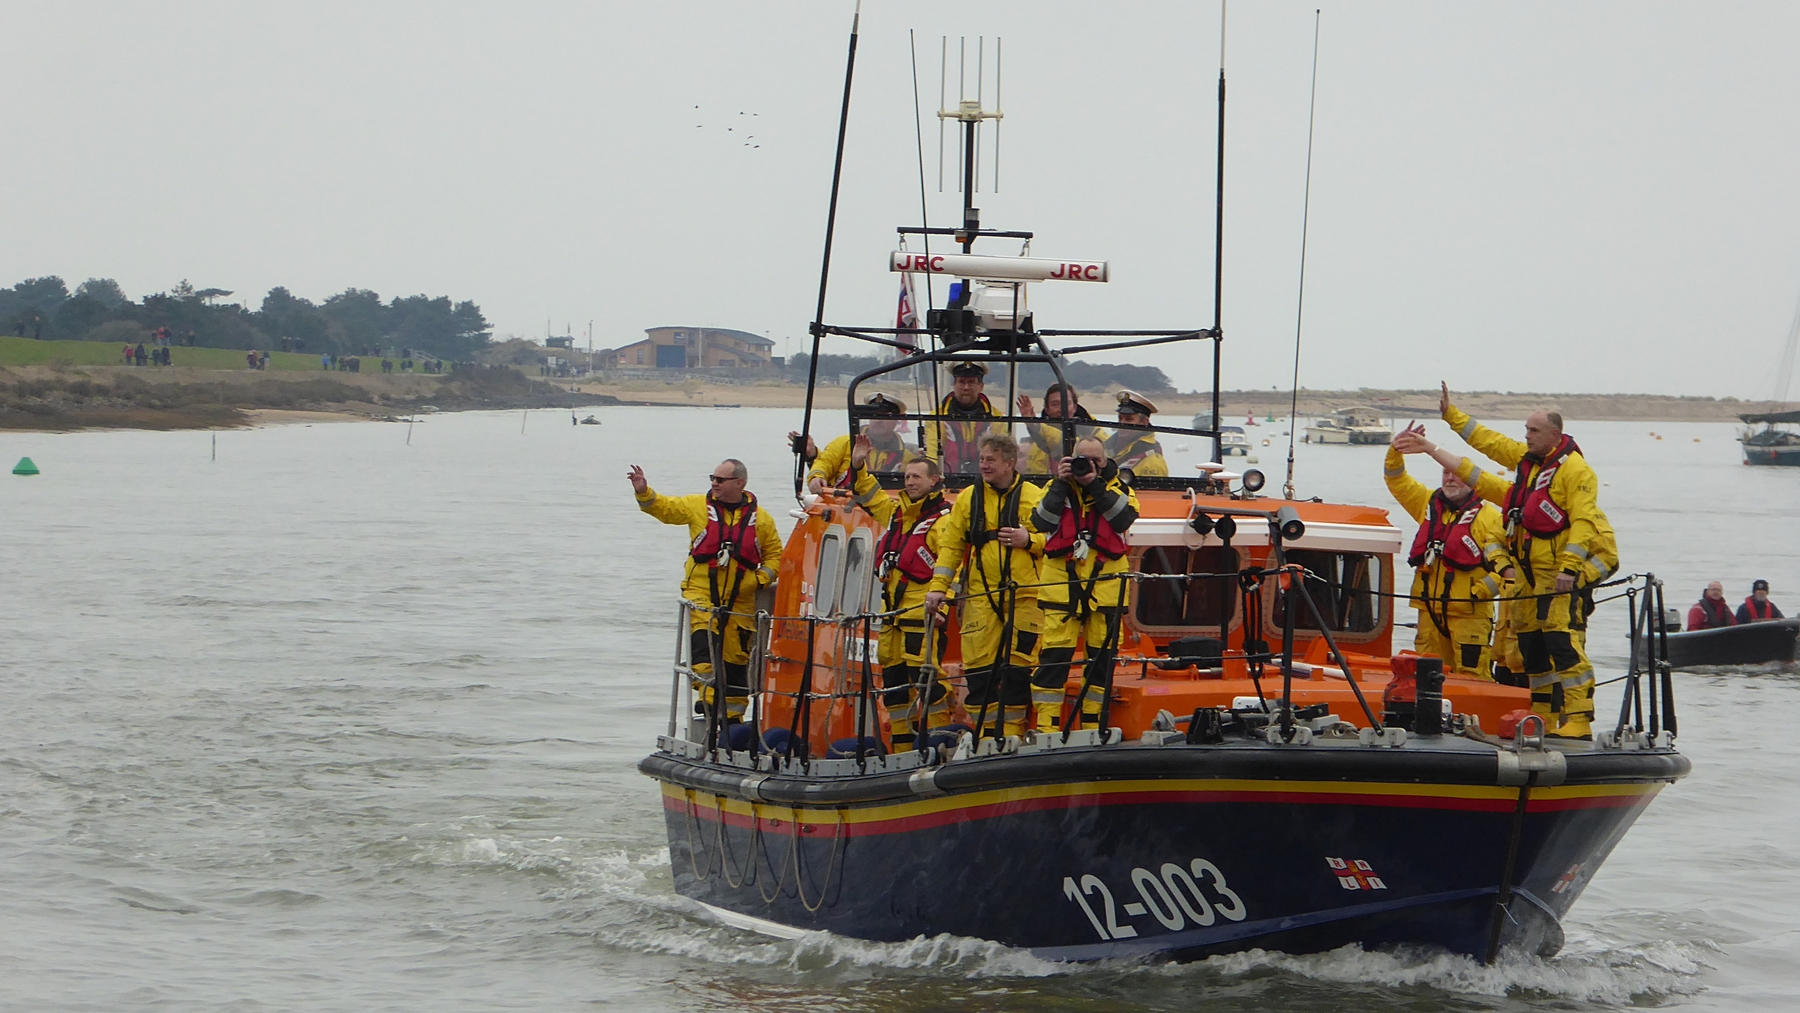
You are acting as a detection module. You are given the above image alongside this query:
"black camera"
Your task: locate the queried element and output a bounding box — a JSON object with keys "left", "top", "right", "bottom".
{"left": 1068, "top": 456, "right": 1094, "bottom": 477}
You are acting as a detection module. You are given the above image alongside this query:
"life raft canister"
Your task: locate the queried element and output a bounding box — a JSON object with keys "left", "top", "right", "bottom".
{"left": 876, "top": 494, "right": 950, "bottom": 584}
{"left": 1506, "top": 434, "right": 1580, "bottom": 538}
{"left": 1044, "top": 489, "right": 1128, "bottom": 561}
{"left": 690, "top": 493, "right": 762, "bottom": 568}
{"left": 1408, "top": 491, "right": 1485, "bottom": 571}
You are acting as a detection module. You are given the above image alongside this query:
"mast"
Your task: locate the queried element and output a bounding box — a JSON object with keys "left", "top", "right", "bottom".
{"left": 795, "top": 1, "right": 862, "bottom": 496}
{"left": 1210, "top": 3, "right": 1227, "bottom": 464}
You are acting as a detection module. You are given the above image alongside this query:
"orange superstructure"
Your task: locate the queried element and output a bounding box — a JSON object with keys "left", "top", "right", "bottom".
{"left": 756, "top": 479, "right": 1529, "bottom": 752}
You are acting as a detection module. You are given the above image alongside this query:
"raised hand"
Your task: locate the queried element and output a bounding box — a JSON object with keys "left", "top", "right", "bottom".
{"left": 627, "top": 464, "right": 647, "bottom": 495}
{"left": 850, "top": 433, "right": 873, "bottom": 470}
{"left": 1439, "top": 381, "right": 1451, "bottom": 417}
{"left": 1391, "top": 423, "right": 1433, "bottom": 455}
{"left": 1016, "top": 393, "right": 1037, "bottom": 418}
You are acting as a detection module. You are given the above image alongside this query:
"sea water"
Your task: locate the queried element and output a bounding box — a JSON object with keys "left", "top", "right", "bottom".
{"left": 0, "top": 407, "right": 1794, "bottom": 1012}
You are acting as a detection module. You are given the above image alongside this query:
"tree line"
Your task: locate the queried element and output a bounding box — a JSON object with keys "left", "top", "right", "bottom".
{"left": 0, "top": 276, "right": 492, "bottom": 361}
{"left": 786, "top": 353, "right": 1176, "bottom": 396}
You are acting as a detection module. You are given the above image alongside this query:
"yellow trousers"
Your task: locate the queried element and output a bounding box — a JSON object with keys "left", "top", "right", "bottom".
{"left": 1517, "top": 583, "right": 1596, "bottom": 738}
{"left": 957, "top": 592, "right": 1042, "bottom": 738}
{"left": 689, "top": 605, "right": 754, "bottom": 720}
{"left": 878, "top": 615, "right": 953, "bottom": 747}
{"left": 1033, "top": 605, "right": 1120, "bottom": 731}
{"left": 1491, "top": 582, "right": 1526, "bottom": 685}
{"left": 1412, "top": 607, "right": 1494, "bottom": 681}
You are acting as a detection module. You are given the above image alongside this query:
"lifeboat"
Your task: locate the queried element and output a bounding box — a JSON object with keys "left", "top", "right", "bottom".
{"left": 639, "top": 15, "right": 1688, "bottom": 964}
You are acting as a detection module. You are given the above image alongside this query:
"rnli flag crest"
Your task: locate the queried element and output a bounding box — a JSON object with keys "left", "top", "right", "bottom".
{"left": 1325, "top": 857, "right": 1387, "bottom": 891}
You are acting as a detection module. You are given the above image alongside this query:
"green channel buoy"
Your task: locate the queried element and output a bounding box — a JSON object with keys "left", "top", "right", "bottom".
{"left": 13, "top": 457, "right": 39, "bottom": 476}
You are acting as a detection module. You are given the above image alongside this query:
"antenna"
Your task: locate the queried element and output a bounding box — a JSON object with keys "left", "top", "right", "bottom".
{"left": 1209, "top": 0, "right": 1228, "bottom": 463}
{"left": 796, "top": 0, "right": 863, "bottom": 496}
{"left": 937, "top": 36, "right": 947, "bottom": 192}
{"left": 994, "top": 37, "right": 1003, "bottom": 192}
{"left": 1284, "top": 10, "right": 1323, "bottom": 501}
{"left": 938, "top": 37, "right": 1005, "bottom": 248}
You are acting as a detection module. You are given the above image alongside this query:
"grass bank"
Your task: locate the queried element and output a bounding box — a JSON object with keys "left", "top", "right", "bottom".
{"left": 0, "top": 336, "right": 320, "bottom": 371}
{"left": 0, "top": 364, "right": 622, "bottom": 431}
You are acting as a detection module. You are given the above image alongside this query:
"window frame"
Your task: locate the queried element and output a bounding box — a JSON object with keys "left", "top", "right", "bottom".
{"left": 1130, "top": 546, "right": 1245, "bottom": 636}
{"left": 813, "top": 526, "right": 847, "bottom": 617}
{"left": 1262, "top": 549, "right": 1388, "bottom": 644}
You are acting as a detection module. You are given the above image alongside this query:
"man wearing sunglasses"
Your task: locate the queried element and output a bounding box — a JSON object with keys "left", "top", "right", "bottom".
{"left": 630, "top": 459, "right": 783, "bottom": 725}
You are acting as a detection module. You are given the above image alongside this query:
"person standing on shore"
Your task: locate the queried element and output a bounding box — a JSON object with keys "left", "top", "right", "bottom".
{"left": 629, "top": 459, "right": 783, "bottom": 726}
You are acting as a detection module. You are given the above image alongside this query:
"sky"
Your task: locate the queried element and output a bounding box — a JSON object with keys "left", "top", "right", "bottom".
{"left": 5, "top": 0, "right": 1800, "bottom": 399}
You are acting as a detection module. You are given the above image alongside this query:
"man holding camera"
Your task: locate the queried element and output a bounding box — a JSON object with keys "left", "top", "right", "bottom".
{"left": 1027, "top": 436, "right": 1140, "bottom": 731}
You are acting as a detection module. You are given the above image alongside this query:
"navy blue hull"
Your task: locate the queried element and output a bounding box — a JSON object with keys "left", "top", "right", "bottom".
{"left": 658, "top": 773, "right": 1660, "bottom": 960}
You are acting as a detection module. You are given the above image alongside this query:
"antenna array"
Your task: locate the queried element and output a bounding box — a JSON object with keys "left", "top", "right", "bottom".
{"left": 937, "top": 36, "right": 1004, "bottom": 197}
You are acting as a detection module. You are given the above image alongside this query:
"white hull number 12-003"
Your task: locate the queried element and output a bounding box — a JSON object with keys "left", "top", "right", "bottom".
{"left": 1062, "top": 860, "right": 1248, "bottom": 940}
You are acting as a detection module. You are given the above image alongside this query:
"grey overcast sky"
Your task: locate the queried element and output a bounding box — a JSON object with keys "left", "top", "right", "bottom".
{"left": 5, "top": 1, "right": 1800, "bottom": 398}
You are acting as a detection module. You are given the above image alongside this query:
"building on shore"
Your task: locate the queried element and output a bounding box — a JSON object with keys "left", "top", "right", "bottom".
{"left": 601, "top": 327, "right": 774, "bottom": 370}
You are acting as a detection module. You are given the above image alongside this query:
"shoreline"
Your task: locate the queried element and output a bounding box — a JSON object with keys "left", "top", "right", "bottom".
{"left": 0, "top": 363, "right": 1782, "bottom": 431}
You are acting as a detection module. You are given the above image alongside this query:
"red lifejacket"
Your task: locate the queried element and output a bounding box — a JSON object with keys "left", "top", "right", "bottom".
{"left": 1043, "top": 488, "right": 1129, "bottom": 561}
{"left": 1408, "top": 491, "right": 1485, "bottom": 571}
{"left": 877, "top": 494, "right": 950, "bottom": 587}
{"left": 689, "top": 493, "right": 762, "bottom": 569}
{"left": 1742, "top": 596, "right": 1776, "bottom": 621}
{"left": 1693, "top": 596, "right": 1733, "bottom": 629}
{"left": 1505, "top": 435, "right": 1580, "bottom": 538}
{"left": 938, "top": 394, "right": 997, "bottom": 474}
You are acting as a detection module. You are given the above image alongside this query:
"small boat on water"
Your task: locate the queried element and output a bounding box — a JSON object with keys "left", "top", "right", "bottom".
{"left": 1634, "top": 613, "right": 1799, "bottom": 668}
{"left": 1304, "top": 409, "right": 1392, "bottom": 446}
{"left": 640, "top": 14, "right": 1687, "bottom": 965}
{"left": 1739, "top": 409, "right": 1800, "bottom": 467}
{"left": 1188, "top": 415, "right": 1252, "bottom": 456}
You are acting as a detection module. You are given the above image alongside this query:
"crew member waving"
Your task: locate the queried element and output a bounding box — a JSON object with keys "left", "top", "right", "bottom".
{"left": 795, "top": 392, "right": 918, "bottom": 495}
{"left": 1416, "top": 384, "right": 1617, "bottom": 739}
{"left": 630, "top": 459, "right": 783, "bottom": 724}
{"left": 1386, "top": 423, "right": 1513, "bottom": 680}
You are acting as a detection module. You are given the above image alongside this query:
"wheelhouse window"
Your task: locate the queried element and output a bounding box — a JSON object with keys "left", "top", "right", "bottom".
{"left": 1270, "top": 550, "right": 1383, "bottom": 634}
{"left": 841, "top": 529, "right": 874, "bottom": 617}
{"left": 1135, "top": 546, "right": 1240, "bottom": 629}
{"left": 814, "top": 530, "right": 844, "bottom": 617}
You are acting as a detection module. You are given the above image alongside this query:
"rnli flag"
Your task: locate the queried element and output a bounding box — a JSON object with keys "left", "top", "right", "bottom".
{"left": 896, "top": 272, "right": 920, "bottom": 346}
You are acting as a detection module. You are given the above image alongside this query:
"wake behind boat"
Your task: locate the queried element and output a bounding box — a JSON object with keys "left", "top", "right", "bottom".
{"left": 638, "top": 13, "right": 1687, "bottom": 966}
